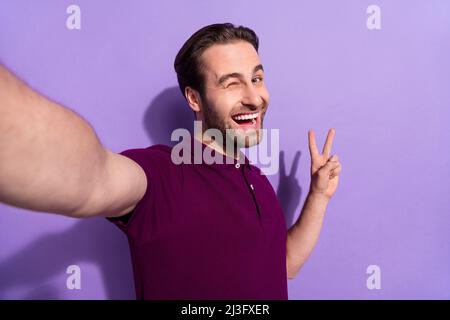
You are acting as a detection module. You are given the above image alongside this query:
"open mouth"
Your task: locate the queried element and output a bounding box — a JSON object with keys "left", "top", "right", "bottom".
{"left": 231, "top": 112, "right": 259, "bottom": 126}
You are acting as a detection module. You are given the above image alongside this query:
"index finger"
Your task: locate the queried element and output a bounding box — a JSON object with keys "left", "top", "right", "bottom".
{"left": 308, "top": 129, "right": 320, "bottom": 157}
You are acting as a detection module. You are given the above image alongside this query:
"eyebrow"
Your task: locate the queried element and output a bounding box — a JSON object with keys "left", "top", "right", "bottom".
{"left": 217, "top": 64, "right": 264, "bottom": 85}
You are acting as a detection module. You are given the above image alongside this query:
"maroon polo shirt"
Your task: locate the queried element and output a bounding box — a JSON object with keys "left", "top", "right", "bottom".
{"left": 107, "top": 138, "right": 288, "bottom": 300}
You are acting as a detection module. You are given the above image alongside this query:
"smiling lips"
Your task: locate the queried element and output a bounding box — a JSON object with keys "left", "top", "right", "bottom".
{"left": 231, "top": 112, "right": 259, "bottom": 128}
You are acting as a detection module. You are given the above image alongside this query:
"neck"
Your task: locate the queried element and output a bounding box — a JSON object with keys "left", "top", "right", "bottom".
{"left": 194, "top": 130, "right": 241, "bottom": 160}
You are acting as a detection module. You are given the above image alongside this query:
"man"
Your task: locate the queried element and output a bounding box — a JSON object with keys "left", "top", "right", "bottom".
{"left": 0, "top": 23, "right": 342, "bottom": 299}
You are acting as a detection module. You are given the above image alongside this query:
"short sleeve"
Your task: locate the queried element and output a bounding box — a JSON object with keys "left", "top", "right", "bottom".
{"left": 105, "top": 147, "right": 159, "bottom": 243}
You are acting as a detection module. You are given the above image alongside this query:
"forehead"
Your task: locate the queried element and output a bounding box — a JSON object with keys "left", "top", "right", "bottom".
{"left": 200, "top": 41, "right": 262, "bottom": 81}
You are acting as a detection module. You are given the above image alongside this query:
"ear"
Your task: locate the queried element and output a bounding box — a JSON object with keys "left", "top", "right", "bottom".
{"left": 185, "top": 86, "right": 202, "bottom": 113}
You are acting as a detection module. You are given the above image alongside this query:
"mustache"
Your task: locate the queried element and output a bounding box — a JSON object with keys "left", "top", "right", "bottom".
{"left": 231, "top": 103, "right": 268, "bottom": 116}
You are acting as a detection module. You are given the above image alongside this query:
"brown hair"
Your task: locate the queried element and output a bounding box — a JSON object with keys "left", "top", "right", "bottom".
{"left": 174, "top": 23, "right": 259, "bottom": 99}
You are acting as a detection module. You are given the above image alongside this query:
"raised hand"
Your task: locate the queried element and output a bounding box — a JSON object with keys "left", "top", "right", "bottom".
{"left": 307, "top": 128, "right": 342, "bottom": 199}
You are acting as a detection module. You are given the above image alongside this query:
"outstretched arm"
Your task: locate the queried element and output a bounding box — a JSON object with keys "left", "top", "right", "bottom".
{"left": 0, "top": 63, "right": 146, "bottom": 218}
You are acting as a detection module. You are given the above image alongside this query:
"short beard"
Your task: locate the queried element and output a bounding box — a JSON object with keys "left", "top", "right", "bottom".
{"left": 201, "top": 96, "right": 264, "bottom": 150}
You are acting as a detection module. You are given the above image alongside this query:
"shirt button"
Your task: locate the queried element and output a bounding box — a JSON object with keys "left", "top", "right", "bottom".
{"left": 235, "top": 163, "right": 240, "bottom": 169}
{"left": 250, "top": 184, "right": 254, "bottom": 190}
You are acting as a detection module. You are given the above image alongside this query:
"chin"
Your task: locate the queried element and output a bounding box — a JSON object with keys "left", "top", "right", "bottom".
{"left": 227, "top": 128, "right": 263, "bottom": 148}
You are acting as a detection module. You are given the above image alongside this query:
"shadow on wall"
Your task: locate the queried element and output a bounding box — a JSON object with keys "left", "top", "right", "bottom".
{"left": 143, "top": 86, "right": 194, "bottom": 146}
{"left": 0, "top": 217, "right": 135, "bottom": 299}
{"left": 0, "top": 86, "right": 304, "bottom": 299}
{"left": 277, "top": 150, "right": 303, "bottom": 229}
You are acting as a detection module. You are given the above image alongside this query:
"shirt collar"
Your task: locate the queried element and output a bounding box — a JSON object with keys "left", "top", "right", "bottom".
{"left": 189, "top": 136, "right": 252, "bottom": 170}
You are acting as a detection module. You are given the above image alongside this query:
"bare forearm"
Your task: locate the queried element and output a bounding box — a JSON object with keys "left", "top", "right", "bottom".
{"left": 286, "top": 190, "right": 330, "bottom": 278}
{"left": 0, "top": 63, "right": 107, "bottom": 216}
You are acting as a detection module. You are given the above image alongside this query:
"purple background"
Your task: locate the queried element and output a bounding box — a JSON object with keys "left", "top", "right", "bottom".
{"left": 1, "top": 0, "right": 449, "bottom": 299}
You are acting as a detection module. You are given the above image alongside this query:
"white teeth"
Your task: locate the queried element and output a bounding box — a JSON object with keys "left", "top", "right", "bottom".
{"left": 232, "top": 113, "right": 258, "bottom": 121}
{"left": 251, "top": 119, "right": 256, "bottom": 124}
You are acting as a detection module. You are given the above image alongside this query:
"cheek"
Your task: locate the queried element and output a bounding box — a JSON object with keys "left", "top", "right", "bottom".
{"left": 260, "top": 86, "right": 270, "bottom": 104}
{"left": 214, "top": 93, "right": 239, "bottom": 116}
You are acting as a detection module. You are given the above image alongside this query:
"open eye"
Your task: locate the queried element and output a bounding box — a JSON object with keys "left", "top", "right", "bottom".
{"left": 252, "top": 76, "right": 264, "bottom": 84}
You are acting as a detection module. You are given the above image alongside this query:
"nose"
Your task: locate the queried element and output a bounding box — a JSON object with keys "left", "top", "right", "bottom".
{"left": 241, "top": 83, "right": 263, "bottom": 109}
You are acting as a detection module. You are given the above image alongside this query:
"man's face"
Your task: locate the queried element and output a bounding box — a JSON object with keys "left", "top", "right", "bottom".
{"left": 198, "top": 40, "right": 269, "bottom": 148}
